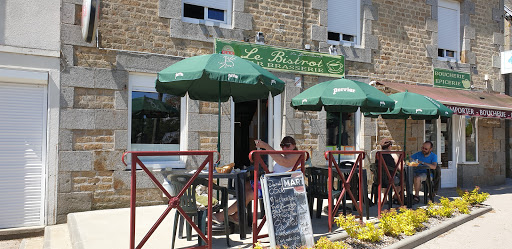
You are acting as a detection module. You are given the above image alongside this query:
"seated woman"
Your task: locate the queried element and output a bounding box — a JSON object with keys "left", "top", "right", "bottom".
{"left": 375, "top": 138, "right": 401, "bottom": 204}
{"left": 212, "top": 136, "right": 301, "bottom": 224}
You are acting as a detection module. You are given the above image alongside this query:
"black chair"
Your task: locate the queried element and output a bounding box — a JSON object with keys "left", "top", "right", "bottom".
{"left": 305, "top": 167, "right": 341, "bottom": 218}
{"left": 421, "top": 170, "right": 434, "bottom": 204}
{"left": 166, "top": 175, "right": 230, "bottom": 248}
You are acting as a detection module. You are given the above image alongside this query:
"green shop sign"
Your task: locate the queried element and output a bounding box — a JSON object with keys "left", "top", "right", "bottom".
{"left": 433, "top": 68, "right": 471, "bottom": 90}
{"left": 215, "top": 39, "right": 345, "bottom": 78}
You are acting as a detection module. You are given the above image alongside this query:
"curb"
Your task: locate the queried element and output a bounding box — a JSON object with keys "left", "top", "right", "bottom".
{"left": 384, "top": 206, "right": 492, "bottom": 249}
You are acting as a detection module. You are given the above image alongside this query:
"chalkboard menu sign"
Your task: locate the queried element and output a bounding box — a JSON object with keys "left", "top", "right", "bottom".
{"left": 261, "top": 172, "right": 314, "bottom": 249}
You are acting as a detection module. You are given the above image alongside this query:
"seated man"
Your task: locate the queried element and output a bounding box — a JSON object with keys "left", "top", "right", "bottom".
{"left": 411, "top": 141, "right": 438, "bottom": 203}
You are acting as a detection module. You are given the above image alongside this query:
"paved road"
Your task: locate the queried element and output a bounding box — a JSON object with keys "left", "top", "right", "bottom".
{"left": 416, "top": 178, "right": 512, "bottom": 249}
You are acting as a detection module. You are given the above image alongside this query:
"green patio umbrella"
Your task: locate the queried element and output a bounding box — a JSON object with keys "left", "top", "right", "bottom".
{"left": 365, "top": 90, "right": 454, "bottom": 152}
{"left": 291, "top": 78, "right": 395, "bottom": 151}
{"left": 156, "top": 53, "right": 285, "bottom": 153}
{"left": 132, "top": 96, "right": 178, "bottom": 118}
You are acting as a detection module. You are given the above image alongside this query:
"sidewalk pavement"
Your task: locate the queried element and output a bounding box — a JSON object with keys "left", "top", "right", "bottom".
{"left": 58, "top": 184, "right": 478, "bottom": 249}
{"left": 11, "top": 179, "right": 507, "bottom": 249}
{"left": 415, "top": 178, "right": 512, "bottom": 249}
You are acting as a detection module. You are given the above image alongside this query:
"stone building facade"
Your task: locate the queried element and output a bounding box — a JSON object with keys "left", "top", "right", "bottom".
{"left": 54, "top": 0, "right": 511, "bottom": 225}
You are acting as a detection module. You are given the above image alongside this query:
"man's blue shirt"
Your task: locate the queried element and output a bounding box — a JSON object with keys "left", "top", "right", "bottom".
{"left": 411, "top": 151, "right": 437, "bottom": 174}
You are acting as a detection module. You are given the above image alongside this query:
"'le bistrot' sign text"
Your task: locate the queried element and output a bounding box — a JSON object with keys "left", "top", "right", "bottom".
{"left": 215, "top": 39, "right": 345, "bottom": 78}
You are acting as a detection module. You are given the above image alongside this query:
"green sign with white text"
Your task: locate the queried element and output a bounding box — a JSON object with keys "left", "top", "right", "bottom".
{"left": 433, "top": 68, "right": 471, "bottom": 90}
{"left": 215, "top": 39, "right": 345, "bottom": 78}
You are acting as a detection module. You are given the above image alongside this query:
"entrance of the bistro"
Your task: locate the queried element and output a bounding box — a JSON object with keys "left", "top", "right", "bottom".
{"left": 234, "top": 99, "right": 269, "bottom": 168}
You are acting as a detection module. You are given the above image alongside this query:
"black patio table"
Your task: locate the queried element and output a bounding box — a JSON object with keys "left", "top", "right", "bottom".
{"left": 404, "top": 165, "right": 434, "bottom": 208}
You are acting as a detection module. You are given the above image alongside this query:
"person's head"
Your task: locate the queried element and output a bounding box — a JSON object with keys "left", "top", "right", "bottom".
{"left": 421, "top": 141, "right": 433, "bottom": 156}
{"left": 380, "top": 138, "right": 392, "bottom": 150}
{"left": 280, "top": 136, "right": 297, "bottom": 151}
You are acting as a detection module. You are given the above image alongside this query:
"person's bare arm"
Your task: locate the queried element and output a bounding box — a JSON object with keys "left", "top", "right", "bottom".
{"left": 255, "top": 140, "right": 301, "bottom": 168}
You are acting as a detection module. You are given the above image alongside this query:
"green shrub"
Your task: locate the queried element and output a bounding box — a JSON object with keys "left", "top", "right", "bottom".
{"left": 426, "top": 197, "right": 455, "bottom": 218}
{"left": 380, "top": 209, "right": 401, "bottom": 237}
{"left": 450, "top": 198, "right": 470, "bottom": 214}
{"left": 334, "top": 214, "right": 383, "bottom": 242}
{"left": 380, "top": 207, "right": 429, "bottom": 237}
{"left": 314, "top": 237, "right": 349, "bottom": 249}
{"left": 457, "top": 186, "right": 490, "bottom": 205}
{"left": 357, "top": 221, "right": 384, "bottom": 242}
{"left": 253, "top": 236, "right": 349, "bottom": 249}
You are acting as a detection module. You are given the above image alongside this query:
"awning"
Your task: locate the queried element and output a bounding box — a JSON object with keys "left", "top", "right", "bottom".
{"left": 377, "top": 81, "right": 512, "bottom": 119}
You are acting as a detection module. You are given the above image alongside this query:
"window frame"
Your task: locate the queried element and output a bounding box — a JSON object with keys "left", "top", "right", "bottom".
{"left": 462, "top": 115, "right": 478, "bottom": 163}
{"left": 181, "top": 0, "right": 232, "bottom": 28}
{"left": 437, "top": 0, "right": 460, "bottom": 62}
{"left": 327, "top": 0, "right": 361, "bottom": 47}
{"left": 128, "top": 73, "right": 187, "bottom": 169}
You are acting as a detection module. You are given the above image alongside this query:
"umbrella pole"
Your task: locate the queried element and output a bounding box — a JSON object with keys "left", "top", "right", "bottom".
{"left": 338, "top": 112, "right": 343, "bottom": 164}
{"left": 218, "top": 81, "right": 221, "bottom": 154}
{"left": 404, "top": 119, "right": 407, "bottom": 154}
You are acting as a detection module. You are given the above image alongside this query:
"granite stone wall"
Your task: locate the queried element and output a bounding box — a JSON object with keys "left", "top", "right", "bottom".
{"left": 57, "top": 0, "right": 507, "bottom": 222}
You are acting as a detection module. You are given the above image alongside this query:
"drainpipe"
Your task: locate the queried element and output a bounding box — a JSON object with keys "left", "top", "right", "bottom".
{"left": 506, "top": 73, "right": 511, "bottom": 178}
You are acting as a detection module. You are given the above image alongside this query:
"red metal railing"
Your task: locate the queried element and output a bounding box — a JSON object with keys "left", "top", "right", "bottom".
{"left": 375, "top": 151, "right": 405, "bottom": 217}
{"left": 121, "top": 151, "right": 219, "bottom": 249}
{"left": 248, "top": 150, "right": 308, "bottom": 246}
{"left": 324, "top": 150, "right": 365, "bottom": 232}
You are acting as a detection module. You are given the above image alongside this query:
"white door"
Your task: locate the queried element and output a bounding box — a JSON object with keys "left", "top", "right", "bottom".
{"left": 441, "top": 115, "right": 460, "bottom": 188}
{"left": 0, "top": 82, "right": 47, "bottom": 229}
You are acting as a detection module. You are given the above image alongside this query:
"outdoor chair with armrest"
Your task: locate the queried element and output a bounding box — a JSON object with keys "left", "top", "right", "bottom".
{"left": 166, "top": 175, "right": 230, "bottom": 248}
{"left": 305, "top": 167, "right": 341, "bottom": 218}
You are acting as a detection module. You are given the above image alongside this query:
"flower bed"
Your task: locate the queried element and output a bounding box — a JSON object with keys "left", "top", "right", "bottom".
{"left": 253, "top": 186, "right": 490, "bottom": 249}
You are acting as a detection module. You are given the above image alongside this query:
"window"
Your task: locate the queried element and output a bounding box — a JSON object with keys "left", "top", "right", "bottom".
{"left": 438, "top": 0, "right": 460, "bottom": 61}
{"left": 327, "top": 0, "right": 360, "bottom": 46}
{"left": 327, "top": 112, "right": 355, "bottom": 146}
{"left": 464, "top": 116, "right": 477, "bottom": 162}
{"left": 129, "top": 74, "right": 185, "bottom": 168}
{"left": 182, "top": 0, "right": 231, "bottom": 26}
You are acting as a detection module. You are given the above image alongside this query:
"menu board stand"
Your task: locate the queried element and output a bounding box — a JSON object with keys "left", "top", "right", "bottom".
{"left": 261, "top": 172, "right": 314, "bottom": 249}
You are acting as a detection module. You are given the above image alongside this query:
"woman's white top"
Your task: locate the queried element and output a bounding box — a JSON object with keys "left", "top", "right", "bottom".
{"left": 273, "top": 162, "right": 290, "bottom": 173}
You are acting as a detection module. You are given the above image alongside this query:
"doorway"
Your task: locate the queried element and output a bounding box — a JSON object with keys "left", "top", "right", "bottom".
{"left": 425, "top": 117, "right": 456, "bottom": 188}
{"left": 234, "top": 99, "right": 268, "bottom": 168}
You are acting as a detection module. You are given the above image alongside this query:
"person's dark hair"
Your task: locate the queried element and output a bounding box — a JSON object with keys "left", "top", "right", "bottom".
{"left": 281, "top": 136, "right": 298, "bottom": 150}
{"left": 424, "top": 141, "right": 433, "bottom": 149}
{"left": 380, "top": 138, "right": 392, "bottom": 150}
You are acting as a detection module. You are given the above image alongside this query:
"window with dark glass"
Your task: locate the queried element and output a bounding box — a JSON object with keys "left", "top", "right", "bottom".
{"left": 183, "top": 3, "right": 204, "bottom": 20}
{"left": 208, "top": 8, "right": 225, "bottom": 21}
{"left": 326, "top": 112, "right": 354, "bottom": 147}
{"left": 182, "top": 1, "right": 227, "bottom": 23}
{"left": 465, "top": 116, "right": 477, "bottom": 162}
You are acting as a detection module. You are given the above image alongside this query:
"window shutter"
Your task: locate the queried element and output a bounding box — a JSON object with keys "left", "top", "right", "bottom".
{"left": 0, "top": 83, "right": 46, "bottom": 229}
{"left": 328, "top": 0, "right": 359, "bottom": 36}
{"left": 438, "top": 1, "right": 460, "bottom": 52}
{"left": 184, "top": 0, "right": 231, "bottom": 11}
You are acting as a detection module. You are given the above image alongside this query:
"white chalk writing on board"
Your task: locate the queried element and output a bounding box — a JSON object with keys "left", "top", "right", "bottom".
{"left": 261, "top": 172, "right": 314, "bottom": 249}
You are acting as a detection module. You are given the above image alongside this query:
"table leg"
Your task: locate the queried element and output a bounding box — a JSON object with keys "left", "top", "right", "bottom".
{"left": 405, "top": 167, "right": 413, "bottom": 208}
{"left": 362, "top": 170, "right": 369, "bottom": 220}
{"left": 237, "top": 174, "right": 247, "bottom": 239}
